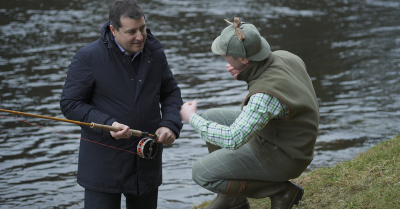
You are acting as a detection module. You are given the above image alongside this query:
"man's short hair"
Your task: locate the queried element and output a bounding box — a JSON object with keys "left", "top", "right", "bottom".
{"left": 109, "top": 0, "right": 145, "bottom": 31}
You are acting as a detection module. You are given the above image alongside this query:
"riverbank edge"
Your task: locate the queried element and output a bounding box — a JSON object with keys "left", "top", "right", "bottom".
{"left": 191, "top": 135, "right": 400, "bottom": 209}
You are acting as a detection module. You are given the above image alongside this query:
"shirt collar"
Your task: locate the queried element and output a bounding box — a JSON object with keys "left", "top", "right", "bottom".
{"left": 113, "top": 37, "right": 142, "bottom": 61}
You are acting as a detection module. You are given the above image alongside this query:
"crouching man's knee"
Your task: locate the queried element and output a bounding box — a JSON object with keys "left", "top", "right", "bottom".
{"left": 192, "top": 159, "right": 229, "bottom": 193}
{"left": 192, "top": 159, "right": 208, "bottom": 187}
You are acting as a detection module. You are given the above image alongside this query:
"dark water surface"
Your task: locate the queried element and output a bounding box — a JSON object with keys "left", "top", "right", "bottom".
{"left": 1, "top": 0, "right": 399, "bottom": 208}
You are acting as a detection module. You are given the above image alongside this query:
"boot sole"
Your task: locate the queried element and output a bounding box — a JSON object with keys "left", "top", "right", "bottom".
{"left": 231, "top": 201, "right": 250, "bottom": 209}
{"left": 289, "top": 185, "right": 304, "bottom": 208}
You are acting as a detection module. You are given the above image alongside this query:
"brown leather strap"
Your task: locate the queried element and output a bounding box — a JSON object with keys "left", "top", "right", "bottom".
{"left": 223, "top": 180, "right": 232, "bottom": 194}
{"left": 223, "top": 180, "right": 247, "bottom": 196}
{"left": 236, "top": 180, "right": 247, "bottom": 196}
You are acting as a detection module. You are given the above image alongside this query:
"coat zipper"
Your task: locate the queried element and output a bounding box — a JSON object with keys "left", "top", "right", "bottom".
{"left": 123, "top": 51, "right": 138, "bottom": 79}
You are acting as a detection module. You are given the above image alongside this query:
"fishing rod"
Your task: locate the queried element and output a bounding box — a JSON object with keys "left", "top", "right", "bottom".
{"left": 0, "top": 108, "right": 158, "bottom": 159}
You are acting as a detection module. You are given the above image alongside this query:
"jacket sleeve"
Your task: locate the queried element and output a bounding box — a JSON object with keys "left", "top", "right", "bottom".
{"left": 60, "top": 47, "right": 116, "bottom": 139}
{"left": 158, "top": 49, "right": 183, "bottom": 138}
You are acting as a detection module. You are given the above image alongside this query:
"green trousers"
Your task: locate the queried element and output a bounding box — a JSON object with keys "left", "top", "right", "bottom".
{"left": 192, "top": 108, "right": 289, "bottom": 194}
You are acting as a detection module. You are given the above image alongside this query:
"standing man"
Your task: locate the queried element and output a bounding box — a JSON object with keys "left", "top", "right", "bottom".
{"left": 181, "top": 17, "right": 319, "bottom": 209}
{"left": 60, "top": 1, "right": 183, "bottom": 208}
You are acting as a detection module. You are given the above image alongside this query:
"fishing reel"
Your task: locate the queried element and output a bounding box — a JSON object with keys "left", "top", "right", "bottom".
{"left": 137, "top": 138, "right": 158, "bottom": 159}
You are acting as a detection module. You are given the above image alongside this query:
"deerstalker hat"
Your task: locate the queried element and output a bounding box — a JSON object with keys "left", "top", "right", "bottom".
{"left": 211, "top": 17, "right": 271, "bottom": 61}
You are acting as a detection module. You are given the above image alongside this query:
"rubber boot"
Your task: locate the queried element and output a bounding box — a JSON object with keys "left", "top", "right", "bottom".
{"left": 224, "top": 180, "right": 304, "bottom": 209}
{"left": 270, "top": 181, "right": 304, "bottom": 209}
{"left": 203, "top": 142, "right": 250, "bottom": 209}
{"left": 204, "top": 193, "right": 250, "bottom": 209}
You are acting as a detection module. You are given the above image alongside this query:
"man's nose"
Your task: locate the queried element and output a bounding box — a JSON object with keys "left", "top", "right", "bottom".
{"left": 135, "top": 31, "right": 143, "bottom": 41}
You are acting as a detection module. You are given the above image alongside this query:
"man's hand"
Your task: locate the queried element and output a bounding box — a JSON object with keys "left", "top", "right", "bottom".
{"left": 156, "top": 127, "right": 176, "bottom": 145}
{"left": 180, "top": 100, "right": 197, "bottom": 123}
{"left": 226, "top": 64, "right": 242, "bottom": 80}
{"left": 110, "top": 121, "right": 132, "bottom": 140}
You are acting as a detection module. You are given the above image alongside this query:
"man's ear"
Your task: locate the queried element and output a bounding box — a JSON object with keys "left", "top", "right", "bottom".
{"left": 109, "top": 25, "right": 117, "bottom": 37}
{"left": 241, "top": 58, "right": 250, "bottom": 65}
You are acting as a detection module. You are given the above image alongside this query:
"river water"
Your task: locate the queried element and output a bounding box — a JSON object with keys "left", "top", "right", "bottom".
{"left": 0, "top": 0, "right": 399, "bottom": 208}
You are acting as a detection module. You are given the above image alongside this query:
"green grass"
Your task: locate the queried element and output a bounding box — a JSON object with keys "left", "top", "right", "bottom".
{"left": 192, "top": 135, "right": 400, "bottom": 209}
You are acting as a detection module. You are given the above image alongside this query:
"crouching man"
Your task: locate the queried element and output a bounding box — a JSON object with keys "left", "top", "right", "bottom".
{"left": 180, "top": 17, "right": 319, "bottom": 209}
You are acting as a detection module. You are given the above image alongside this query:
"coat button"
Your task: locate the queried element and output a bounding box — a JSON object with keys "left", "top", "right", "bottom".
{"left": 139, "top": 80, "right": 142, "bottom": 82}
{"left": 274, "top": 146, "right": 278, "bottom": 151}
{"left": 148, "top": 61, "right": 150, "bottom": 64}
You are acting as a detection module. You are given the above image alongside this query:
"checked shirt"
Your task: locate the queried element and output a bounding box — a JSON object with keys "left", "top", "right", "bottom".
{"left": 189, "top": 93, "right": 288, "bottom": 150}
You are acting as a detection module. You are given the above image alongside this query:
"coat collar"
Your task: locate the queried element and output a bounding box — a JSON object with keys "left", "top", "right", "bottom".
{"left": 237, "top": 53, "right": 275, "bottom": 83}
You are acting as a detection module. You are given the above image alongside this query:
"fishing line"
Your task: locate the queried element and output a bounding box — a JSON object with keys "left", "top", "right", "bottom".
{"left": 192, "top": 73, "right": 226, "bottom": 101}
{"left": 0, "top": 116, "right": 199, "bottom": 207}
{"left": 186, "top": 68, "right": 228, "bottom": 207}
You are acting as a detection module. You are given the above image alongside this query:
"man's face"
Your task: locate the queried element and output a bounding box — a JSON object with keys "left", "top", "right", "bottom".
{"left": 222, "top": 55, "right": 250, "bottom": 80}
{"left": 110, "top": 16, "right": 147, "bottom": 55}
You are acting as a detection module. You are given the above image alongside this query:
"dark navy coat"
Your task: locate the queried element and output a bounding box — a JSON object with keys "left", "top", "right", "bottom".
{"left": 60, "top": 22, "right": 183, "bottom": 195}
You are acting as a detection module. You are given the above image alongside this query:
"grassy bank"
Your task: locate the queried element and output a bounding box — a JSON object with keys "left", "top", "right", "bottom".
{"left": 192, "top": 135, "right": 400, "bottom": 209}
